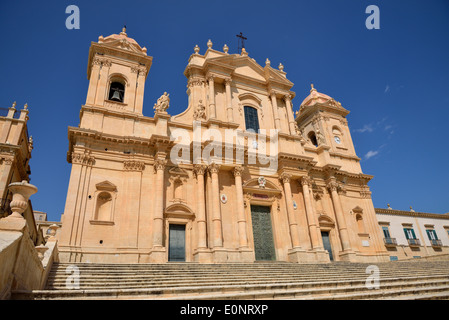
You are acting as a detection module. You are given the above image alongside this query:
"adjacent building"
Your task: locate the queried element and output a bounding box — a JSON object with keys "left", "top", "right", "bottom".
{"left": 376, "top": 206, "right": 449, "bottom": 260}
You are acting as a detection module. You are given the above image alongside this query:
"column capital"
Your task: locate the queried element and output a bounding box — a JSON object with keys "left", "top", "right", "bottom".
{"left": 300, "top": 176, "right": 312, "bottom": 187}
{"left": 208, "top": 162, "right": 221, "bottom": 174}
{"left": 283, "top": 94, "right": 292, "bottom": 102}
{"left": 233, "top": 166, "right": 244, "bottom": 177}
{"left": 326, "top": 180, "right": 339, "bottom": 192}
{"left": 206, "top": 74, "right": 215, "bottom": 82}
{"left": 193, "top": 164, "right": 207, "bottom": 177}
{"left": 224, "top": 77, "right": 232, "bottom": 86}
{"left": 279, "top": 172, "right": 292, "bottom": 184}
{"left": 153, "top": 158, "right": 167, "bottom": 172}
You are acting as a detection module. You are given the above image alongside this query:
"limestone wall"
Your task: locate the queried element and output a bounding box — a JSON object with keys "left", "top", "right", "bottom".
{"left": 0, "top": 219, "right": 59, "bottom": 299}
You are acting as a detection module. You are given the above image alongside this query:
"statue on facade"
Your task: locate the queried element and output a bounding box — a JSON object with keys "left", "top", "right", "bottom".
{"left": 154, "top": 92, "right": 170, "bottom": 113}
{"left": 193, "top": 100, "right": 206, "bottom": 120}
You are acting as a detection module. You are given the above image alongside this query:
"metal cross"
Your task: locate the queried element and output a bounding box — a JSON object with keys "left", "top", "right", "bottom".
{"left": 236, "top": 32, "right": 247, "bottom": 52}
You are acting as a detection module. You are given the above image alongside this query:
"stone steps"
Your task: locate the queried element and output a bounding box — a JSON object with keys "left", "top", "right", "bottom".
{"left": 11, "top": 261, "right": 449, "bottom": 300}
{"left": 44, "top": 272, "right": 449, "bottom": 290}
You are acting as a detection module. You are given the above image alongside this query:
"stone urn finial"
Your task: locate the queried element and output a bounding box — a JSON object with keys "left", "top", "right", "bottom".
{"left": 194, "top": 44, "right": 200, "bottom": 54}
{"left": 223, "top": 44, "right": 229, "bottom": 54}
{"left": 35, "top": 245, "right": 48, "bottom": 261}
{"left": 8, "top": 180, "right": 38, "bottom": 219}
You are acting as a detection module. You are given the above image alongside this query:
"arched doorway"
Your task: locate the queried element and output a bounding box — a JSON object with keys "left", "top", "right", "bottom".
{"left": 319, "top": 215, "right": 336, "bottom": 261}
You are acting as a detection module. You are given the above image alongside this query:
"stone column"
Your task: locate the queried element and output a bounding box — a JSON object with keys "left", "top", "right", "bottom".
{"left": 152, "top": 158, "right": 167, "bottom": 249}
{"left": 209, "top": 163, "right": 222, "bottom": 247}
{"left": 327, "top": 180, "right": 352, "bottom": 252}
{"left": 270, "top": 91, "right": 281, "bottom": 131}
{"left": 284, "top": 94, "right": 297, "bottom": 136}
{"left": 280, "top": 173, "right": 301, "bottom": 248}
{"left": 193, "top": 165, "right": 207, "bottom": 249}
{"left": 207, "top": 75, "right": 216, "bottom": 119}
{"left": 233, "top": 166, "right": 248, "bottom": 248}
{"left": 301, "top": 176, "right": 320, "bottom": 250}
{"left": 225, "top": 78, "right": 234, "bottom": 122}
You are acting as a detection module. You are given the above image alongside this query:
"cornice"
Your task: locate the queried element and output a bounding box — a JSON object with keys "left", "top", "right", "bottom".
{"left": 376, "top": 208, "right": 449, "bottom": 220}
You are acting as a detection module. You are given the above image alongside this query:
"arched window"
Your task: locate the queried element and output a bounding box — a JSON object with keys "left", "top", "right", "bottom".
{"left": 108, "top": 81, "right": 125, "bottom": 102}
{"left": 308, "top": 131, "right": 318, "bottom": 147}
{"left": 96, "top": 192, "right": 113, "bottom": 221}
{"left": 244, "top": 106, "right": 260, "bottom": 133}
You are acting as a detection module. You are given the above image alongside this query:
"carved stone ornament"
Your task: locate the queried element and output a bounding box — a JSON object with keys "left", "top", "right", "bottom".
{"left": 193, "top": 100, "right": 206, "bottom": 120}
{"left": 220, "top": 194, "right": 228, "bottom": 204}
{"left": 258, "top": 176, "right": 267, "bottom": 188}
{"left": 233, "top": 166, "right": 244, "bottom": 177}
{"left": 124, "top": 160, "right": 145, "bottom": 171}
{"left": 280, "top": 173, "right": 292, "bottom": 184}
{"left": 301, "top": 176, "right": 312, "bottom": 186}
{"left": 153, "top": 92, "right": 170, "bottom": 113}
{"left": 72, "top": 152, "right": 95, "bottom": 166}
{"left": 153, "top": 159, "right": 167, "bottom": 172}
{"left": 193, "top": 164, "right": 207, "bottom": 177}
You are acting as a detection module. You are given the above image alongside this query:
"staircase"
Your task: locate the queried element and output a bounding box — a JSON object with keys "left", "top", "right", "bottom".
{"left": 11, "top": 261, "right": 449, "bottom": 300}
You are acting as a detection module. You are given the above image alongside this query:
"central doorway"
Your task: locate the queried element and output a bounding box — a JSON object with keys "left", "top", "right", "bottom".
{"left": 251, "top": 205, "right": 276, "bottom": 261}
{"left": 168, "top": 224, "right": 186, "bottom": 262}
{"left": 321, "top": 231, "right": 334, "bottom": 261}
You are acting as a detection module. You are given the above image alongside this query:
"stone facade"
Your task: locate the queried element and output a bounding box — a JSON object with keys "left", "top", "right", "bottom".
{"left": 58, "top": 28, "right": 390, "bottom": 264}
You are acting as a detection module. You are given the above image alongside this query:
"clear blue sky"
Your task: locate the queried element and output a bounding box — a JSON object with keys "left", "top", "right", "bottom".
{"left": 0, "top": 0, "right": 448, "bottom": 222}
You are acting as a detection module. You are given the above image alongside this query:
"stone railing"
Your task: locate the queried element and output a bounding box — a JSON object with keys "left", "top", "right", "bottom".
{"left": 0, "top": 181, "right": 59, "bottom": 300}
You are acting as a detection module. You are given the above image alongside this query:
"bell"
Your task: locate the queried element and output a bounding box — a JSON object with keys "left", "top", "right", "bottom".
{"left": 111, "top": 90, "right": 121, "bottom": 101}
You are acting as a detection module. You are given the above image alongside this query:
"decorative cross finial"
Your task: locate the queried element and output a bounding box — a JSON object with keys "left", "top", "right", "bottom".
{"left": 236, "top": 32, "right": 247, "bottom": 53}
{"left": 121, "top": 25, "right": 127, "bottom": 35}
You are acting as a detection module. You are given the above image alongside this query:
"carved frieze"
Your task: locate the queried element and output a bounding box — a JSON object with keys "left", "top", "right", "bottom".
{"left": 71, "top": 152, "right": 95, "bottom": 166}
{"left": 123, "top": 160, "right": 145, "bottom": 171}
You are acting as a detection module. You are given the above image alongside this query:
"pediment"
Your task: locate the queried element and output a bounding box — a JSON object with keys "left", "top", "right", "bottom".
{"left": 243, "top": 177, "right": 281, "bottom": 193}
{"left": 205, "top": 55, "right": 293, "bottom": 86}
{"left": 168, "top": 166, "right": 190, "bottom": 178}
{"left": 165, "top": 203, "right": 194, "bottom": 217}
{"left": 95, "top": 181, "right": 117, "bottom": 192}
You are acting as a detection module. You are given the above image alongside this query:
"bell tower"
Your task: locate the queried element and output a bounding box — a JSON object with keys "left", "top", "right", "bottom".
{"left": 83, "top": 27, "right": 153, "bottom": 117}
{"left": 296, "top": 84, "right": 361, "bottom": 173}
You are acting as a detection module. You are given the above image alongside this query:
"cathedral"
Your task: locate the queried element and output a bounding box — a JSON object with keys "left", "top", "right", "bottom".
{"left": 57, "top": 28, "right": 390, "bottom": 264}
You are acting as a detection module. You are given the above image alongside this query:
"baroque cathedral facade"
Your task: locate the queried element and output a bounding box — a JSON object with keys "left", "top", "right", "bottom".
{"left": 58, "top": 28, "right": 390, "bottom": 264}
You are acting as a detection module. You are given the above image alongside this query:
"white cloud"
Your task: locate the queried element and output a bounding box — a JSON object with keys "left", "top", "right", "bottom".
{"left": 354, "top": 124, "right": 374, "bottom": 133}
{"left": 365, "top": 150, "right": 379, "bottom": 160}
{"left": 384, "top": 85, "right": 390, "bottom": 93}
